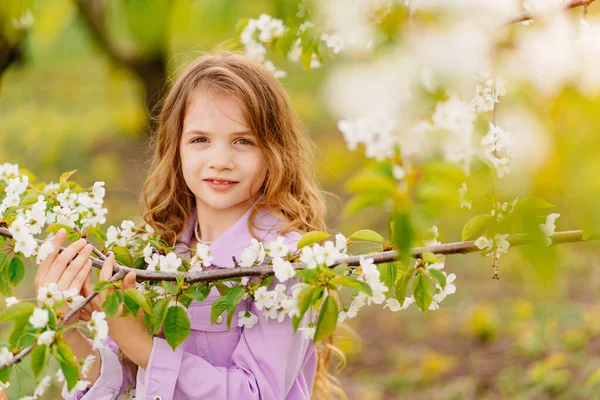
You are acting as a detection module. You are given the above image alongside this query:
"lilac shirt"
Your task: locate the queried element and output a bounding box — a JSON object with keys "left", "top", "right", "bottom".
{"left": 62, "top": 205, "right": 316, "bottom": 400}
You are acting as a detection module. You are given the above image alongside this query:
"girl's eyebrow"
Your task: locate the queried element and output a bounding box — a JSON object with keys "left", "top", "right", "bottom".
{"left": 183, "top": 129, "right": 254, "bottom": 137}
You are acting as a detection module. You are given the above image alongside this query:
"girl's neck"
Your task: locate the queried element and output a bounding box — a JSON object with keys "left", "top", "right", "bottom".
{"left": 194, "top": 197, "right": 255, "bottom": 243}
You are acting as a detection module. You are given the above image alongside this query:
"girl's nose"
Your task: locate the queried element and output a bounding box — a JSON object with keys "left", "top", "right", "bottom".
{"left": 208, "top": 143, "right": 235, "bottom": 170}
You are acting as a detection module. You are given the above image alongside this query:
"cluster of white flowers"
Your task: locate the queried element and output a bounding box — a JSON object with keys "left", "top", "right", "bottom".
{"left": 321, "top": 32, "right": 344, "bottom": 54}
{"left": 240, "top": 14, "right": 287, "bottom": 77}
{"left": 251, "top": 283, "right": 300, "bottom": 323}
{"left": 475, "top": 233, "right": 510, "bottom": 258}
{"left": 9, "top": 197, "right": 46, "bottom": 259}
{"left": 458, "top": 182, "right": 472, "bottom": 209}
{"left": 190, "top": 243, "right": 213, "bottom": 272}
{"left": 299, "top": 233, "right": 347, "bottom": 269}
{"left": 471, "top": 71, "right": 507, "bottom": 113}
{"left": 45, "top": 183, "right": 107, "bottom": 230}
{"left": 337, "top": 112, "right": 398, "bottom": 161}
{"left": 37, "top": 283, "right": 86, "bottom": 309}
{"left": 0, "top": 163, "right": 19, "bottom": 183}
{"left": 105, "top": 220, "right": 136, "bottom": 248}
{"left": 240, "top": 238, "right": 266, "bottom": 268}
{"left": 88, "top": 311, "right": 108, "bottom": 349}
{"left": 481, "top": 123, "right": 514, "bottom": 178}
{"left": 432, "top": 97, "right": 475, "bottom": 173}
{"left": 1, "top": 173, "right": 28, "bottom": 215}
{"left": 143, "top": 245, "right": 183, "bottom": 273}
{"left": 490, "top": 198, "right": 519, "bottom": 221}
{"left": 540, "top": 213, "right": 560, "bottom": 246}
{"left": 339, "top": 256, "right": 389, "bottom": 322}
{"left": 37, "top": 330, "right": 55, "bottom": 346}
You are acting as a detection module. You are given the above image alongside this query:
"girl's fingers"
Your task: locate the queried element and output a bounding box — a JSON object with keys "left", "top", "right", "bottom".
{"left": 79, "top": 310, "right": 91, "bottom": 322}
{"left": 122, "top": 272, "right": 137, "bottom": 291}
{"left": 44, "top": 238, "right": 88, "bottom": 285}
{"left": 56, "top": 244, "right": 94, "bottom": 291}
{"left": 35, "top": 229, "right": 67, "bottom": 286}
{"left": 99, "top": 252, "right": 115, "bottom": 282}
{"left": 66, "top": 259, "right": 92, "bottom": 294}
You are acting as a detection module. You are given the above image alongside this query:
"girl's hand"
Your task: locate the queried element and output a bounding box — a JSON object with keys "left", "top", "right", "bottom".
{"left": 83, "top": 252, "right": 154, "bottom": 369}
{"left": 35, "top": 229, "right": 94, "bottom": 327}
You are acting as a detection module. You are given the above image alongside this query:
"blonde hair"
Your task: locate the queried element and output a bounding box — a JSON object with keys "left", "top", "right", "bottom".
{"left": 137, "top": 50, "right": 345, "bottom": 399}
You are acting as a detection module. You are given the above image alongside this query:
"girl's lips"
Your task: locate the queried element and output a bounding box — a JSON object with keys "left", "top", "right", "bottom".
{"left": 204, "top": 180, "right": 239, "bottom": 192}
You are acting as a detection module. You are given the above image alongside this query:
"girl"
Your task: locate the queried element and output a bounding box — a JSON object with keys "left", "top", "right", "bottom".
{"left": 35, "top": 51, "right": 344, "bottom": 399}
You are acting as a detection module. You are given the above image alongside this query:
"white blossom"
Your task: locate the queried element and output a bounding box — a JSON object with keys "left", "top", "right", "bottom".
{"left": 321, "top": 32, "right": 344, "bottom": 54}
{"left": 159, "top": 252, "right": 182, "bottom": 273}
{"left": 335, "top": 233, "right": 347, "bottom": 254}
{"left": 540, "top": 213, "right": 560, "bottom": 246}
{"left": 88, "top": 311, "right": 108, "bottom": 349}
{"left": 37, "top": 283, "right": 63, "bottom": 307}
{"left": 383, "top": 296, "right": 414, "bottom": 312}
{"left": 240, "top": 239, "right": 266, "bottom": 267}
{"left": 254, "top": 286, "right": 275, "bottom": 310}
{"left": 37, "top": 330, "right": 55, "bottom": 345}
{"left": 237, "top": 310, "right": 259, "bottom": 329}
{"left": 422, "top": 225, "right": 441, "bottom": 247}
{"left": 458, "top": 182, "right": 472, "bottom": 209}
{"left": 470, "top": 70, "right": 506, "bottom": 113}
{"left": 190, "top": 243, "right": 213, "bottom": 271}
{"left": 29, "top": 308, "right": 49, "bottom": 329}
{"left": 0, "top": 347, "right": 14, "bottom": 364}
{"left": 298, "top": 325, "right": 316, "bottom": 341}
{"left": 33, "top": 375, "right": 52, "bottom": 397}
{"left": 299, "top": 244, "right": 324, "bottom": 269}
{"left": 337, "top": 112, "right": 398, "bottom": 161}
{"left": 475, "top": 234, "right": 510, "bottom": 258}
{"left": 5, "top": 297, "right": 18, "bottom": 307}
{"left": 36, "top": 241, "right": 54, "bottom": 264}
{"left": 81, "top": 354, "right": 96, "bottom": 378}
{"left": 481, "top": 123, "right": 514, "bottom": 178}
{"left": 267, "top": 236, "right": 289, "bottom": 258}
{"left": 433, "top": 272, "right": 457, "bottom": 303}
{"left": 272, "top": 257, "right": 296, "bottom": 283}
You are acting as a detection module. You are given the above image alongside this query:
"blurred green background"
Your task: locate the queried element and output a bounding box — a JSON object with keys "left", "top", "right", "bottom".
{"left": 2, "top": 0, "right": 600, "bottom": 398}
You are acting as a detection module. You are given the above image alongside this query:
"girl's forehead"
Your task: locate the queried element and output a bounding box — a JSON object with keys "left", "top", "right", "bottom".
{"left": 183, "top": 89, "right": 250, "bottom": 132}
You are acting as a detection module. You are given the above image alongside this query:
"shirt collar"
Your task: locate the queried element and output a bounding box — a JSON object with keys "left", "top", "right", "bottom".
{"left": 176, "top": 195, "right": 283, "bottom": 269}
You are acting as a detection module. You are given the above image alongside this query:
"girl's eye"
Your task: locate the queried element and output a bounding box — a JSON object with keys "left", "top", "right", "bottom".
{"left": 191, "top": 137, "right": 208, "bottom": 144}
{"left": 235, "top": 138, "right": 253, "bottom": 145}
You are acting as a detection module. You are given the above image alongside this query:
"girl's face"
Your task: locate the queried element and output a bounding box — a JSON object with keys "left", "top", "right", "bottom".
{"left": 180, "top": 88, "right": 266, "bottom": 214}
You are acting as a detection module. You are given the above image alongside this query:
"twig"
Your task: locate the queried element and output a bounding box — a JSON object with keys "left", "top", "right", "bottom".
{"left": 505, "top": 0, "right": 595, "bottom": 25}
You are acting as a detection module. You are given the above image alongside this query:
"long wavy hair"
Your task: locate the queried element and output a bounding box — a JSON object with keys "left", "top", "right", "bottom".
{"left": 136, "top": 50, "right": 346, "bottom": 399}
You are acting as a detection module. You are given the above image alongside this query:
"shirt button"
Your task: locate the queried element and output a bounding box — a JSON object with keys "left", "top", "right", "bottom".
{"left": 216, "top": 315, "right": 224, "bottom": 324}
{"left": 153, "top": 397, "right": 163, "bottom": 400}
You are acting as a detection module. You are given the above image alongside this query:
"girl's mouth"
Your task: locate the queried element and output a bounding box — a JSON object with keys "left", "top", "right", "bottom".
{"left": 203, "top": 179, "right": 239, "bottom": 192}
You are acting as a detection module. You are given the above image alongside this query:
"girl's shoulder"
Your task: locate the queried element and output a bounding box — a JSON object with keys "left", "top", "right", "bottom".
{"left": 252, "top": 207, "right": 304, "bottom": 249}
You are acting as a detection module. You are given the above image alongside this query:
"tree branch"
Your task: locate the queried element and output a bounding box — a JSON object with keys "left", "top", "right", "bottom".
{"left": 505, "top": 0, "right": 595, "bottom": 25}
{"left": 0, "top": 228, "right": 597, "bottom": 371}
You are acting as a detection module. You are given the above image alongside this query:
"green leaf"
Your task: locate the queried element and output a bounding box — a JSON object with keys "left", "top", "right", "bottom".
{"left": 329, "top": 276, "right": 372, "bottom": 296}
{"left": 0, "top": 365, "right": 12, "bottom": 384}
{"left": 225, "top": 286, "right": 245, "bottom": 329}
{"left": 164, "top": 306, "right": 191, "bottom": 351}
{"left": 214, "top": 281, "right": 229, "bottom": 296}
{"left": 211, "top": 295, "right": 229, "bottom": 325}
{"left": 293, "top": 286, "right": 324, "bottom": 331}
{"left": 8, "top": 258, "right": 25, "bottom": 286}
{"left": 102, "top": 292, "right": 121, "bottom": 319}
{"left": 9, "top": 317, "right": 29, "bottom": 348}
{"left": 297, "top": 231, "right": 331, "bottom": 250}
{"left": 31, "top": 344, "right": 48, "bottom": 378}
{"left": 113, "top": 246, "right": 133, "bottom": 268}
{"left": 183, "top": 288, "right": 207, "bottom": 304}
{"left": 428, "top": 268, "right": 446, "bottom": 290}
{"left": 343, "top": 193, "right": 388, "bottom": 217}
{"left": 392, "top": 212, "right": 412, "bottom": 264}
{"left": 59, "top": 170, "right": 77, "bottom": 190}
{"left": 0, "top": 253, "right": 11, "bottom": 296}
{"left": 124, "top": 288, "right": 153, "bottom": 316}
{"left": 86, "top": 226, "right": 107, "bottom": 244}
{"left": 462, "top": 214, "right": 494, "bottom": 241}
{"left": 313, "top": 295, "right": 339, "bottom": 342}
{"left": 413, "top": 273, "right": 435, "bottom": 314}
{"left": 42, "top": 304, "right": 57, "bottom": 331}
{"left": 151, "top": 298, "right": 170, "bottom": 335}
{"left": 395, "top": 269, "right": 415, "bottom": 302}
{"left": 123, "top": 293, "right": 140, "bottom": 317}
{"left": 53, "top": 341, "right": 79, "bottom": 391}
{"left": 45, "top": 223, "right": 76, "bottom": 235}
{"left": 0, "top": 302, "right": 35, "bottom": 322}
{"left": 93, "top": 280, "right": 114, "bottom": 293}
{"left": 349, "top": 229, "right": 384, "bottom": 243}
